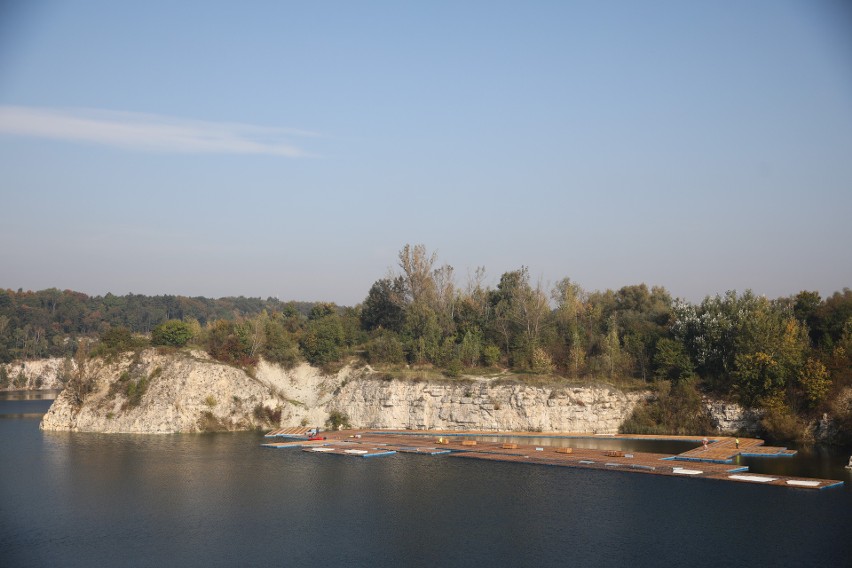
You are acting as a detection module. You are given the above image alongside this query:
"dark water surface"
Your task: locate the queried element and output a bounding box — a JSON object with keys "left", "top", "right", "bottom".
{"left": 2, "top": 395, "right": 851, "bottom": 567}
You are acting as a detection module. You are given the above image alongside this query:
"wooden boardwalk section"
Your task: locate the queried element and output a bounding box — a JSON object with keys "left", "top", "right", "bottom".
{"left": 675, "top": 436, "right": 796, "bottom": 463}
{"left": 261, "top": 429, "right": 844, "bottom": 490}
{"left": 300, "top": 444, "right": 397, "bottom": 458}
{"left": 264, "top": 426, "right": 314, "bottom": 438}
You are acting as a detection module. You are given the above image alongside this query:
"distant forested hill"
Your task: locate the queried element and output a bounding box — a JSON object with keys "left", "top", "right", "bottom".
{"left": 0, "top": 288, "right": 315, "bottom": 362}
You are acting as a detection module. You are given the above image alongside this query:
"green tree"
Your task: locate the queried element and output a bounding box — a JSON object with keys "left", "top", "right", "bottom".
{"left": 402, "top": 301, "right": 442, "bottom": 365}
{"left": 301, "top": 313, "right": 345, "bottom": 366}
{"left": 482, "top": 344, "right": 502, "bottom": 367}
{"left": 615, "top": 284, "right": 672, "bottom": 380}
{"left": 620, "top": 379, "right": 714, "bottom": 435}
{"left": 340, "top": 306, "right": 365, "bottom": 346}
{"left": 151, "top": 319, "right": 193, "bottom": 347}
{"left": 98, "top": 326, "right": 135, "bottom": 353}
{"left": 552, "top": 278, "right": 586, "bottom": 375}
{"left": 530, "top": 346, "right": 555, "bottom": 374}
{"left": 398, "top": 243, "right": 438, "bottom": 305}
{"left": 261, "top": 318, "right": 300, "bottom": 367}
{"left": 602, "top": 315, "right": 623, "bottom": 379}
{"left": 459, "top": 331, "right": 482, "bottom": 367}
{"left": 489, "top": 267, "right": 550, "bottom": 369}
{"left": 733, "top": 308, "right": 809, "bottom": 405}
{"left": 432, "top": 263, "right": 457, "bottom": 336}
{"left": 813, "top": 289, "right": 852, "bottom": 347}
{"left": 793, "top": 290, "right": 822, "bottom": 344}
{"left": 360, "top": 278, "right": 406, "bottom": 332}
{"left": 206, "top": 320, "right": 254, "bottom": 365}
{"left": 653, "top": 337, "right": 694, "bottom": 382}
{"left": 365, "top": 330, "right": 405, "bottom": 364}
{"left": 797, "top": 357, "right": 831, "bottom": 408}
{"left": 672, "top": 290, "right": 763, "bottom": 390}
{"left": 454, "top": 267, "right": 490, "bottom": 339}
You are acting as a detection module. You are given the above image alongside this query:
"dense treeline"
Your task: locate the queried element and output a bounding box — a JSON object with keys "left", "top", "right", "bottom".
{"left": 0, "top": 288, "right": 315, "bottom": 362}
{"left": 2, "top": 244, "right": 850, "bottom": 441}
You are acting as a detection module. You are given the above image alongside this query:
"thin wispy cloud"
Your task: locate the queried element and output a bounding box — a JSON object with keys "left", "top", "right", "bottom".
{"left": 0, "top": 105, "right": 318, "bottom": 157}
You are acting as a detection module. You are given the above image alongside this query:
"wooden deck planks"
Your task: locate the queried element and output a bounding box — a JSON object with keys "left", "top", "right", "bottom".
{"left": 675, "top": 436, "right": 795, "bottom": 463}
{"left": 264, "top": 426, "right": 314, "bottom": 438}
{"left": 300, "top": 443, "right": 397, "bottom": 458}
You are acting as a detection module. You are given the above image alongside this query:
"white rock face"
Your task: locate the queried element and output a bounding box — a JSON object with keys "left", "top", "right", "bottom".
{"left": 332, "top": 379, "right": 646, "bottom": 433}
{"left": 38, "top": 350, "right": 647, "bottom": 434}
{"left": 1, "top": 358, "right": 75, "bottom": 391}
{"left": 704, "top": 399, "right": 762, "bottom": 434}
{"left": 41, "top": 351, "right": 278, "bottom": 433}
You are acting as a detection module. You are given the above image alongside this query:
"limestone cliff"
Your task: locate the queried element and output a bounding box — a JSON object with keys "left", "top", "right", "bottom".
{"left": 1, "top": 357, "right": 74, "bottom": 391}
{"left": 41, "top": 350, "right": 279, "bottom": 433}
{"left": 331, "top": 379, "right": 645, "bottom": 433}
{"left": 38, "top": 349, "right": 647, "bottom": 434}
{"left": 704, "top": 399, "right": 763, "bottom": 435}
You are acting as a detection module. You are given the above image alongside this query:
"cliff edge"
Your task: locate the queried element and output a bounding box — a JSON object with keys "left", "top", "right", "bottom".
{"left": 38, "top": 349, "right": 646, "bottom": 434}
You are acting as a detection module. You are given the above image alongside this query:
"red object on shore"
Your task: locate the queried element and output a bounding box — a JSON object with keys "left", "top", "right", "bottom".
{"left": 308, "top": 435, "right": 326, "bottom": 441}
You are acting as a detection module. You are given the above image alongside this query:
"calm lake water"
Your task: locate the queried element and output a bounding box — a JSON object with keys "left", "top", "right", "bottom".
{"left": 2, "top": 392, "right": 851, "bottom": 568}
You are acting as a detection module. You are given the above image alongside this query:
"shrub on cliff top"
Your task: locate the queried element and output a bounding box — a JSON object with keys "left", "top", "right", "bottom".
{"left": 206, "top": 320, "right": 256, "bottom": 366}
{"left": 93, "top": 326, "right": 141, "bottom": 357}
{"left": 365, "top": 331, "right": 405, "bottom": 364}
{"left": 300, "top": 314, "right": 345, "bottom": 366}
{"left": 151, "top": 320, "right": 193, "bottom": 348}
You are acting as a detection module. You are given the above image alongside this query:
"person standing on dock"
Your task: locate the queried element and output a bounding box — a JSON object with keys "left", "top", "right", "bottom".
{"left": 702, "top": 437, "right": 708, "bottom": 451}
{"left": 736, "top": 438, "right": 740, "bottom": 449}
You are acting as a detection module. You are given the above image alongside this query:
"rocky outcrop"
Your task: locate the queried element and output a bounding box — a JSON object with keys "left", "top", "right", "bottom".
{"left": 809, "top": 388, "right": 852, "bottom": 444}
{"left": 704, "top": 399, "right": 762, "bottom": 435}
{"left": 1, "top": 357, "right": 75, "bottom": 391}
{"left": 38, "top": 350, "right": 647, "bottom": 434}
{"left": 41, "top": 351, "right": 280, "bottom": 433}
{"left": 332, "top": 379, "right": 645, "bottom": 433}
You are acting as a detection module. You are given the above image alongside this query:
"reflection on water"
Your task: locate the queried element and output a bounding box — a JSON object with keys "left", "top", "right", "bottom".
{"left": 0, "top": 398, "right": 54, "bottom": 417}
{"left": 741, "top": 444, "right": 852, "bottom": 481}
{"left": 2, "top": 398, "right": 852, "bottom": 568}
{"left": 0, "top": 412, "right": 47, "bottom": 419}
{"left": 470, "top": 434, "right": 700, "bottom": 455}
{"left": 0, "top": 389, "right": 61, "bottom": 400}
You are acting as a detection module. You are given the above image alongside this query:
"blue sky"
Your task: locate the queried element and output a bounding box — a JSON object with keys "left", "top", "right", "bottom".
{"left": 1, "top": 0, "right": 850, "bottom": 305}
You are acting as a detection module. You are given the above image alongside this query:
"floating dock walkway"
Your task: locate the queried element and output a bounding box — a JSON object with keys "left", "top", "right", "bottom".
{"left": 264, "top": 426, "right": 314, "bottom": 439}
{"left": 262, "top": 430, "right": 844, "bottom": 491}
{"left": 301, "top": 445, "right": 397, "bottom": 458}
